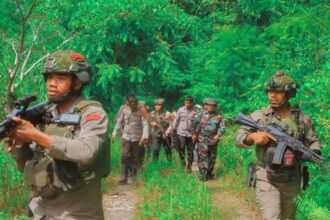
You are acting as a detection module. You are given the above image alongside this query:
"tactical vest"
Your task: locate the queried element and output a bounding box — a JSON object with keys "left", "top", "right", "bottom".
{"left": 24, "top": 99, "right": 108, "bottom": 198}
{"left": 259, "top": 107, "right": 305, "bottom": 183}
{"left": 151, "top": 111, "right": 169, "bottom": 137}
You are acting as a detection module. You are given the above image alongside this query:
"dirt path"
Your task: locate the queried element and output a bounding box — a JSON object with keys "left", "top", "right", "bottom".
{"left": 207, "top": 177, "right": 261, "bottom": 220}
{"left": 103, "top": 178, "right": 138, "bottom": 220}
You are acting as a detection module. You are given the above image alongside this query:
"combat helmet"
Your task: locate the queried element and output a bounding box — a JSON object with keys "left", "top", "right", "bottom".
{"left": 42, "top": 50, "right": 92, "bottom": 85}
{"left": 264, "top": 71, "right": 299, "bottom": 98}
{"left": 203, "top": 98, "right": 210, "bottom": 105}
{"left": 154, "top": 98, "right": 165, "bottom": 105}
{"left": 205, "top": 98, "right": 217, "bottom": 106}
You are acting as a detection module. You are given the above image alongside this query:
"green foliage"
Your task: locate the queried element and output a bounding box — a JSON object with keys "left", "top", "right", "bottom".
{"left": 296, "top": 196, "right": 330, "bottom": 220}
{"left": 0, "top": 145, "right": 28, "bottom": 217}
{"left": 0, "top": 0, "right": 329, "bottom": 218}
{"left": 138, "top": 161, "right": 219, "bottom": 219}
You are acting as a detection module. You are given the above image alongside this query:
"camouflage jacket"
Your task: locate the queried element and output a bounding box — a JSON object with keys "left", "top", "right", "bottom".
{"left": 193, "top": 111, "right": 225, "bottom": 143}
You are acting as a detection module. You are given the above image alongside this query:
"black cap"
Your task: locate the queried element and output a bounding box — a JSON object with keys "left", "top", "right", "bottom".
{"left": 126, "top": 93, "right": 137, "bottom": 103}
{"left": 185, "top": 95, "right": 193, "bottom": 102}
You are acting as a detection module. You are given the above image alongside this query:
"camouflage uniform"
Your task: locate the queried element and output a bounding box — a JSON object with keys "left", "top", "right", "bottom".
{"left": 112, "top": 103, "right": 148, "bottom": 182}
{"left": 193, "top": 99, "right": 225, "bottom": 180}
{"left": 150, "top": 109, "right": 172, "bottom": 161}
{"left": 235, "top": 71, "right": 320, "bottom": 220}
{"left": 11, "top": 51, "right": 110, "bottom": 219}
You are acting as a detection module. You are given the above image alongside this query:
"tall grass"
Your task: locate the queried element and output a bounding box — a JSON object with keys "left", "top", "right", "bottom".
{"left": 136, "top": 160, "right": 219, "bottom": 220}
{"left": 0, "top": 144, "right": 28, "bottom": 218}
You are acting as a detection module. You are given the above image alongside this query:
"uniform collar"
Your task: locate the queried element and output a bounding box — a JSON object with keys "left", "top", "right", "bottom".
{"left": 265, "top": 105, "right": 300, "bottom": 115}
{"left": 54, "top": 96, "right": 84, "bottom": 114}
{"left": 184, "top": 106, "right": 193, "bottom": 111}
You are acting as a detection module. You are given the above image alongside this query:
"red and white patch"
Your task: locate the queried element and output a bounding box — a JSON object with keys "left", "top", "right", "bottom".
{"left": 306, "top": 117, "right": 312, "bottom": 125}
{"left": 83, "top": 113, "right": 101, "bottom": 123}
{"left": 70, "top": 53, "right": 85, "bottom": 61}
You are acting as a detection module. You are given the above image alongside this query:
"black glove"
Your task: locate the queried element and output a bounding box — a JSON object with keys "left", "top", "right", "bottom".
{"left": 312, "top": 149, "right": 322, "bottom": 156}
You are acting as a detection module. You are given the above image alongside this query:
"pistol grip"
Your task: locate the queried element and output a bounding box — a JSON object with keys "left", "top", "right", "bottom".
{"left": 272, "top": 142, "right": 286, "bottom": 165}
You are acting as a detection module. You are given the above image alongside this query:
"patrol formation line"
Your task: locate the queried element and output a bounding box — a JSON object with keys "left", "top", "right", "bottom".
{"left": 3, "top": 51, "right": 327, "bottom": 220}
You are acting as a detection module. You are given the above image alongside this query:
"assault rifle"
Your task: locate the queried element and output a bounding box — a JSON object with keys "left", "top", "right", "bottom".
{"left": 235, "top": 113, "right": 329, "bottom": 169}
{"left": 154, "top": 116, "right": 172, "bottom": 152}
{"left": 0, "top": 94, "right": 52, "bottom": 139}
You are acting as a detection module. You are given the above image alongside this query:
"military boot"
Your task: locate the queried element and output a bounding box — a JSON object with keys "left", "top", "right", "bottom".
{"left": 119, "top": 164, "right": 128, "bottom": 185}
{"left": 206, "top": 170, "right": 215, "bottom": 180}
{"left": 199, "top": 168, "right": 207, "bottom": 181}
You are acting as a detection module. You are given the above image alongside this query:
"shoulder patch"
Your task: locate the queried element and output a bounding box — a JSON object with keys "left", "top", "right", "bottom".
{"left": 305, "top": 116, "right": 312, "bottom": 125}
{"left": 84, "top": 113, "right": 102, "bottom": 123}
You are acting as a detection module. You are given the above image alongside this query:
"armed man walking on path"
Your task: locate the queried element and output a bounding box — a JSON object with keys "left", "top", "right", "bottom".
{"left": 170, "top": 95, "right": 197, "bottom": 171}
{"left": 6, "top": 50, "right": 110, "bottom": 219}
{"left": 192, "top": 98, "right": 225, "bottom": 181}
{"left": 112, "top": 94, "right": 148, "bottom": 184}
{"left": 150, "top": 98, "right": 172, "bottom": 161}
{"left": 235, "top": 71, "right": 321, "bottom": 220}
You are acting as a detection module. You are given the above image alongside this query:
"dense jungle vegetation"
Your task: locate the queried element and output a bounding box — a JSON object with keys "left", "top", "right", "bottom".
{"left": 0, "top": 0, "right": 329, "bottom": 219}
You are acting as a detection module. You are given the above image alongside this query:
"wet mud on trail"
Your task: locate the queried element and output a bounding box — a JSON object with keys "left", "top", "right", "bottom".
{"left": 103, "top": 178, "right": 138, "bottom": 220}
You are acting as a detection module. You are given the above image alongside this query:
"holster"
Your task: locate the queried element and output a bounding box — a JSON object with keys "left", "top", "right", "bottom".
{"left": 246, "top": 163, "right": 256, "bottom": 188}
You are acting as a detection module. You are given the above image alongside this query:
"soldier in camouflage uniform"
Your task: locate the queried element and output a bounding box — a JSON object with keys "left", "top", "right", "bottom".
{"left": 192, "top": 98, "right": 225, "bottom": 180}
{"left": 235, "top": 71, "right": 321, "bottom": 220}
{"left": 7, "top": 50, "right": 110, "bottom": 219}
{"left": 150, "top": 98, "right": 172, "bottom": 161}
{"left": 112, "top": 94, "right": 148, "bottom": 184}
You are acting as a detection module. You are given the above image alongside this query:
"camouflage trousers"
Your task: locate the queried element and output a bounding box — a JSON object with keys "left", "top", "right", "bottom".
{"left": 194, "top": 142, "right": 217, "bottom": 178}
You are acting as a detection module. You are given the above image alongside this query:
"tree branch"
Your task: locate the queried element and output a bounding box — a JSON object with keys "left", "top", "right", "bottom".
{"left": 9, "top": 0, "right": 37, "bottom": 93}
{"left": 20, "top": 18, "right": 45, "bottom": 80}
{"left": 21, "top": 33, "right": 78, "bottom": 79}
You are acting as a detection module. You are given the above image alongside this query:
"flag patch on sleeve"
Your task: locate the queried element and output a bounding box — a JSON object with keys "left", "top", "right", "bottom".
{"left": 84, "top": 114, "right": 102, "bottom": 124}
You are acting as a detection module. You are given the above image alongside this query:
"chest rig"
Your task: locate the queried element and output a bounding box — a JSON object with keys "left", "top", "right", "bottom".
{"left": 260, "top": 107, "right": 305, "bottom": 183}
{"left": 24, "top": 99, "right": 102, "bottom": 198}
{"left": 152, "top": 111, "right": 169, "bottom": 137}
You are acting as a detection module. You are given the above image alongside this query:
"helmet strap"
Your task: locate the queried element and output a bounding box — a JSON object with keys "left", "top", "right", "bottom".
{"left": 270, "top": 97, "right": 289, "bottom": 108}
{"left": 48, "top": 76, "right": 80, "bottom": 104}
